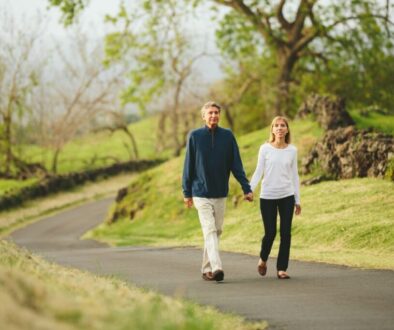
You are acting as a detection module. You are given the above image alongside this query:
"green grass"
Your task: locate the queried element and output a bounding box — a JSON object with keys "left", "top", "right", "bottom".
{"left": 88, "top": 119, "right": 394, "bottom": 270}
{"left": 350, "top": 110, "right": 394, "bottom": 135}
{"left": 21, "top": 115, "right": 166, "bottom": 174}
{"left": 0, "top": 178, "right": 38, "bottom": 196}
{"left": 0, "top": 116, "right": 167, "bottom": 197}
{"left": 0, "top": 240, "right": 267, "bottom": 330}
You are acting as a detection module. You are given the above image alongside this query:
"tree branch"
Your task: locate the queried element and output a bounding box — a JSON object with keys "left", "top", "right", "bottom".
{"left": 326, "top": 14, "right": 394, "bottom": 32}
{"left": 214, "top": 0, "right": 271, "bottom": 41}
{"left": 291, "top": 0, "right": 317, "bottom": 42}
{"left": 276, "top": 0, "right": 292, "bottom": 31}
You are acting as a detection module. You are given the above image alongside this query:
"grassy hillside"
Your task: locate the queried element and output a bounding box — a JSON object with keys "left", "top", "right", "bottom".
{"left": 350, "top": 110, "right": 394, "bottom": 135}
{"left": 0, "top": 116, "right": 166, "bottom": 197}
{"left": 23, "top": 115, "right": 165, "bottom": 174}
{"left": 0, "top": 240, "right": 266, "bottom": 330}
{"left": 89, "top": 119, "right": 394, "bottom": 270}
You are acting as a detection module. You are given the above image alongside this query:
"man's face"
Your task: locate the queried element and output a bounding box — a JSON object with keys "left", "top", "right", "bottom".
{"left": 203, "top": 106, "right": 220, "bottom": 128}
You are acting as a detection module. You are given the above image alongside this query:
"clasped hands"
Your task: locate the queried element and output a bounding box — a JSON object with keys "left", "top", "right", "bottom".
{"left": 184, "top": 192, "right": 254, "bottom": 208}
{"left": 244, "top": 192, "right": 253, "bottom": 202}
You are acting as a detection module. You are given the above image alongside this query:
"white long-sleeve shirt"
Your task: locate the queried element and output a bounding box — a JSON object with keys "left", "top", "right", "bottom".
{"left": 250, "top": 143, "right": 300, "bottom": 204}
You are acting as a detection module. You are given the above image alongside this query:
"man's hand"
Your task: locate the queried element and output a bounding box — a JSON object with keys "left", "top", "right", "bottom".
{"left": 184, "top": 197, "right": 193, "bottom": 208}
{"left": 295, "top": 204, "right": 301, "bottom": 215}
{"left": 244, "top": 192, "right": 253, "bottom": 202}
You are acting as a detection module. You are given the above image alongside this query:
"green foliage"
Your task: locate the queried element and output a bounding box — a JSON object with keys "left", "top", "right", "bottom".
{"left": 298, "top": 1, "right": 394, "bottom": 114}
{"left": 104, "top": 1, "right": 197, "bottom": 114}
{"left": 211, "top": 53, "right": 279, "bottom": 132}
{"left": 48, "top": 0, "right": 86, "bottom": 26}
{"left": 216, "top": 11, "right": 265, "bottom": 58}
{"left": 212, "top": 0, "right": 394, "bottom": 118}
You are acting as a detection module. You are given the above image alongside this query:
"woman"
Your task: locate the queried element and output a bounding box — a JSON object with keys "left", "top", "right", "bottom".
{"left": 250, "top": 116, "right": 301, "bottom": 279}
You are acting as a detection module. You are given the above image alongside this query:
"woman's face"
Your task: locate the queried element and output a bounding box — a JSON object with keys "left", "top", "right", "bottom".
{"left": 272, "top": 119, "right": 288, "bottom": 140}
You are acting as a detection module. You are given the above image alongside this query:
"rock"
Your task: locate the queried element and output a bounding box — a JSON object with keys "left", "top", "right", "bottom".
{"left": 302, "top": 127, "right": 394, "bottom": 180}
{"left": 297, "top": 94, "right": 355, "bottom": 130}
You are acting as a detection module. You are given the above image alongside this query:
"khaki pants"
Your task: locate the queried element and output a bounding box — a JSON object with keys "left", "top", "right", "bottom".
{"left": 193, "top": 197, "right": 226, "bottom": 273}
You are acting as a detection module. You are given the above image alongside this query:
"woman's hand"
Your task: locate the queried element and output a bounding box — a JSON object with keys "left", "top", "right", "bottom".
{"left": 295, "top": 204, "right": 301, "bottom": 215}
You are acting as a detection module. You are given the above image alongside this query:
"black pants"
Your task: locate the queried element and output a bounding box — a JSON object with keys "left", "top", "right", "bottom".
{"left": 259, "top": 195, "right": 295, "bottom": 271}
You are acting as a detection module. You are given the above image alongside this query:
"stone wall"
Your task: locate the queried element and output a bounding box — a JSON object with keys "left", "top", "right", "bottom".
{"left": 302, "top": 126, "right": 393, "bottom": 180}
{"left": 299, "top": 94, "right": 393, "bottom": 182}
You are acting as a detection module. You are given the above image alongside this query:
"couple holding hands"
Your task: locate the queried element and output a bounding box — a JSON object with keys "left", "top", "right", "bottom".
{"left": 182, "top": 101, "right": 301, "bottom": 282}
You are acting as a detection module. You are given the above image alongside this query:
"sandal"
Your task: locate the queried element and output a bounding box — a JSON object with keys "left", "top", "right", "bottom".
{"left": 277, "top": 271, "right": 291, "bottom": 279}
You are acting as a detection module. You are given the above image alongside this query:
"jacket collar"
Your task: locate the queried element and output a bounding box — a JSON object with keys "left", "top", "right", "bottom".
{"left": 204, "top": 125, "right": 219, "bottom": 132}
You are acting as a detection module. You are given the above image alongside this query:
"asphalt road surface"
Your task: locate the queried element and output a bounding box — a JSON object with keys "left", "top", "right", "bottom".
{"left": 8, "top": 197, "right": 394, "bottom": 330}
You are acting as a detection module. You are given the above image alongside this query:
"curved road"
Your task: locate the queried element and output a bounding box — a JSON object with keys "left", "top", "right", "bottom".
{"left": 8, "top": 197, "right": 394, "bottom": 330}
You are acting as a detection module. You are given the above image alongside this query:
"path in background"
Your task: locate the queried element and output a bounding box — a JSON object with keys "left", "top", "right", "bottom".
{"left": 8, "top": 198, "right": 394, "bottom": 330}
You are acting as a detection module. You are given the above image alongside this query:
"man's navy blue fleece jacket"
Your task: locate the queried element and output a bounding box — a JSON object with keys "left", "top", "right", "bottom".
{"left": 182, "top": 126, "right": 251, "bottom": 198}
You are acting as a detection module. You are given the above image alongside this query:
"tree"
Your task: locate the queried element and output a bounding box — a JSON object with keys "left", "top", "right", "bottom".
{"left": 97, "top": 110, "right": 139, "bottom": 160}
{"left": 30, "top": 30, "right": 125, "bottom": 174}
{"left": 50, "top": 0, "right": 208, "bottom": 156}
{"left": 297, "top": 7, "right": 394, "bottom": 114}
{"left": 104, "top": 1, "right": 208, "bottom": 156}
{"left": 211, "top": 0, "right": 393, "bottom": 115}
{"left": 0, "top": 11, "right": 45, "bottom": 177}
{"left": 49, "top": 0, "right": 394, "bottom": 118}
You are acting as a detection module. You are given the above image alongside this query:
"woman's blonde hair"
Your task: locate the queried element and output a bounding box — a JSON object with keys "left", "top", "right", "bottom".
{"left": 269, "top": 116, "right": 291, "bottom": 143}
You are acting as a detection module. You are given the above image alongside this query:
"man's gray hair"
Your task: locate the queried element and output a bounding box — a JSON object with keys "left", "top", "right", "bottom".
{"left": 201, "top": 101, "right": 221, "bottom": 116}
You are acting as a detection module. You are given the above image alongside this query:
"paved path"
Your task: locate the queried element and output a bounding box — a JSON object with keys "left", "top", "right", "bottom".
{"left": 8, "top": 197, "right": 394, "bottom": 330}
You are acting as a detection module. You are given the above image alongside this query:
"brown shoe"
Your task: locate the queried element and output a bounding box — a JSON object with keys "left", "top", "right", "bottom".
{"left": 202, "top": 272, "right": 214, "bottom": 281}
{"left": 212, "top": 269, "right": 224, "bottom": 282}
{"left": 257, "top": 262, "right": 267, "bottom": 276}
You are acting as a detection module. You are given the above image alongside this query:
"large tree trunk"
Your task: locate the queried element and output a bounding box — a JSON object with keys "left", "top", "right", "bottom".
{"left": 275, "top": 50, "right": 297, "bottom": 116}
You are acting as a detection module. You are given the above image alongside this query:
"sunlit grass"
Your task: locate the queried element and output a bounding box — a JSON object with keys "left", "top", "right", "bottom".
{"left": 0, "top": 178, "right": 38, "bottom": 196}
{"left": 350, "top": 110, "right": 394, "bottom": 135}
{"left": 19, "top": 115, "right": 166, "bottom": 174}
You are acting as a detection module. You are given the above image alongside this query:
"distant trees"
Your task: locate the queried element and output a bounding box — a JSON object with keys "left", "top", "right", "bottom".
{"left": 0, "top": 12, "right": 44, "bottom": 177}
{"left": 30, "top": 31, "right": 127, "bottom": 174}
{"left": 104, "top": 1, "right": 208, "bottom": 156}
{"left": 49, "top": 0, "right": 394, "bottom": 130}
{"left": 50, "top": 0, "right": 209, "bottom": 156}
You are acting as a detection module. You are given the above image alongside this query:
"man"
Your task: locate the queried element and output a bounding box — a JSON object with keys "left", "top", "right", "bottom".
{"left": 182, "top": 101, "right": 253, "bottom": 282}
